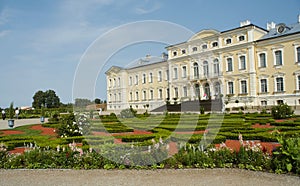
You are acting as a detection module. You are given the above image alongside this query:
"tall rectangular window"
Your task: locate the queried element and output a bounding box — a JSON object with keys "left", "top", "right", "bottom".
{"left": 276, "top": 77, "right": 284, "bottom": 92}
{"left": 129, "top": 77, "right": 132, "bottom": 85}
{"left": 130, "top": 92, "right": 133, "bottom": 101}
{"left": 118, "top": 93, "right": 121, "bottom": 101}
{"left": 182, "top": 66, "right": 187, "bottom": 78}
{"left": 298, "top": 75, "right": 300, "bottom": 90}
{"left": 241, "top": 80, "right": 247, "bottom": 94}
{"left": 158, "top": 71, "right": 162, "bottom": 82}
{"left": 239, "top": 56, "right": 246, "bottom": 70}
{"left": 275, "top": 50, "right": 283, "bottom": 66}
{"left": 166, "top": 70, "right": 169, "bottom": 80}
{"left": 118, "top": 77, "right": 121, "bottom": 87}
{"left": 227, "top": 58, "right": 233, "bottom": 72}
{"left": 149, "top": 73, "right": 153, "bottom": 83}
{"left": 260, "top": 79, "right": 268, "bottom": 93}
{"left": 143, "top": 91, "right": 146, "bottom": 100}
{"left": 135, "top": 75, "right": 138, "bottom": 85}
{"left": 136, "top": 92, "right": 139, "bottom": 101}
{"left": 228, "top": 82, "right": 234, "bottom": 94}
{"left": 174, "top": 87, "right": 178, "bottom": 98}
{"left": 142, "top": 74, "right": 146, "bottom": 84}
{"left": 259, "top": 53, "right": 266, "bottom": 67}
{"left": 158, "top": 89, "right": 163, "bottom": 99}
{"left": 297, "top": 47, "right": 300, "bottom": 62}
{"left": 213, "top": 62, "right": 219, "bottom": 75}
{"left": 173, "top": 68, "right": 178, "bottom": 79}
{"left": 183, "top": 86, "right": 188, "bottom": 97}
{"left": 150, "top": 90, "right": 153, "bottom": 100}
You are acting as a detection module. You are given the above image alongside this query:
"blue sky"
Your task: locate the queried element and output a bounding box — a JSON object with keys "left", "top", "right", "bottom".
{"left": 0, "top": 0, "right": 299, "bottom": 108}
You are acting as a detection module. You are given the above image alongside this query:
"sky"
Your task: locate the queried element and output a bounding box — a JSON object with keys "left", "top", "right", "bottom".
{"left": 0, "top": 0, "right": 299, "bottom": 108}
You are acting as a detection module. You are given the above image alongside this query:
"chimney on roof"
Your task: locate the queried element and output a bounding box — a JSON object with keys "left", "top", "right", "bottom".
{"left": 267, "top": 22, "right": 276, "bottom": 31}
{"left": 240, "top": 20, "right": 251, "bottom": 27}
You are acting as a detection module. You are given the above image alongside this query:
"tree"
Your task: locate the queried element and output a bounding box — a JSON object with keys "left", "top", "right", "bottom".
{"left": 32, "top": 89, "right": 60, "bottom": 109}
{"left": 74, "top": 98, "right": 92, "bottom": 107}
{"left": 94, "top": 98, "right": 101, "bottom": 104}
{"left": 32, "top": 90, "right": 45, "bottom": 109}
{"left": 44, "top": 90, "right": 60, "bottom": 108}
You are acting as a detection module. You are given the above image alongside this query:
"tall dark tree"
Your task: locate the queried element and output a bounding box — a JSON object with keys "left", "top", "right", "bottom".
{"left": 32, "top": 90, "right": 60, "bottom": 108}
{"left": 94, "top": 98, "right": 101, "bottom": 104}
{"left": 32, "top": 90, "right": 45, "bottom": 109}
{"left": 44, "top": 90, "right": 60, "bottom": 108}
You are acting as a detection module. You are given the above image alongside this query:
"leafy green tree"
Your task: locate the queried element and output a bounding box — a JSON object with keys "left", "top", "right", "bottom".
{"left": 32, "top": 90, "right": 45, "bottom": 109}
{"left": 32, "top": 89, "right": 60, "bottom": 109}
{"left": 44, "top": 90, "right": 60, "bottom": 108}
{"left": 74, "top": 98, "right": 92, "bottom": 107}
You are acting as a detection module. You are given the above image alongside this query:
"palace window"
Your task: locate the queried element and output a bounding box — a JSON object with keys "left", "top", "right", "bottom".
{"left": 202, "top": 44, "right": 207, "bottom": 49}
{"left": 149, "top": 72, "right": 153, "bottom": 83}
{"left": 193, "top": 62, "right": 199, "bottom": 79}
{"left": 143, "top": 91, "right": 147, "bottom": 100}
{"left": 238, "top": 35, "right": 245, "bottom": 41}
{"left": 135, "top": 75, "right": 138, "bottom": 85}
{"left": 228, "top": 82, "right": 234, "bottom": 94}
{"left": 261, "top": 101, "right": 267, "bottom": 106}
{"left": 183, "top": 86, "right": 188, "bottom": 97}
{"left": 166, "top": 70, "right": 169, "bottom": 80}
{"left": 296, "top": 47, "right": 300, "bottom": 62}
{"left": 129, "top": 76, "right": 132, "bottom": 85}
{"left": 182, "top": 66, "right": 187, "bottom": 78}
{"left": 192, "top": 47, "right": 198, "bottom": 52}
{"left": 150, "top": 90, "right": 153, "bottom": 100}
{"left": 297, "top": 75, "right": 300, "bottom": 90}
{"left": 203, "top": 61, "right": 209, "bottom": 76}
{"left": 130, "top": 92, "right": 133, "bottom": 101}
{"left": 158, "top": 71, "right": 162, "bottom": 82}
{"left": 226, "top": 38, "right": 232, "bottom": 44}
{"left": 182, "top": 49, "right": 186, "bottom": 54}
{"left": 227, "top": 58, "right": 233, "bottom": 72}
{"left": 239, "top": 56, "right": 246, "bottom": 70}
{"left": 212, "top": 41, "right": 218, "bottom": 47}
{"left": 173, "top": 68, "right": 178, "bottom": 79}
{"left": 158, "top": 89, "right": 163, "bottom": 99}
{"left": 259, "top": 53, "right": 266, "bottom": 68}
{"left": 275, "top": 50, "right": 283, "bottom": 66}
{"left": 276, "top": 77, "right": 284, "bottom": 92}
{"left": 173, "top": 51, "right": 177, "bottom": 56}
{"left": 142, "top": 74, "right": 146, "bottom": 84}
{"left": 241, "top": 80, "right": 247, "bottom": 94}
{"left": 135, "top": 92, "right": 139, "bottom": 101}
{"left": 174, "top": 87, "right": 179, "bottom": 98}
{"left": 213, "top": 59, "right": 220, "bottom": 75}
{"left": 260, "top": 79, "right": 268, "bottom": 93}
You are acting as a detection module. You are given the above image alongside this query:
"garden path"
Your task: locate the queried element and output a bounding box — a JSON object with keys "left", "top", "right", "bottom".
{"left": 0, "top": 169, "right": 299, "bottom": 186}
{"left": 0, "top": 118, "right": 48, "bottom": 130}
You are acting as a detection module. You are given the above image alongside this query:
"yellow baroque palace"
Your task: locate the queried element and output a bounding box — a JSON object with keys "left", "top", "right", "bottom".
{"left": 106, "top": 17, "right": 300, "bottom": 112}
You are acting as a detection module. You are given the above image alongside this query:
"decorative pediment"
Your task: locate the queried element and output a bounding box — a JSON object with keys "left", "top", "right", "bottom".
{"left": 105, "top": 66, "right": 123, "bottom": 75}
{"left": 188, "top": 29, "right": 220, "bottom": 42}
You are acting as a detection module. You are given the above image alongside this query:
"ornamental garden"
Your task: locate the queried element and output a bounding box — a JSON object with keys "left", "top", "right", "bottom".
{"left": 0, "top": 104, "right": 299, "bottom": 175}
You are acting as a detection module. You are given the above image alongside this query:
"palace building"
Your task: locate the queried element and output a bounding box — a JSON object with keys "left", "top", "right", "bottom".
{"left": 106, "top": 16, "right": 300, "bottom": 112}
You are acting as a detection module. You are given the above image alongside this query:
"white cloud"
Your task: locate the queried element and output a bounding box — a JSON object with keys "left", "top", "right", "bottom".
{"left": 135, "top": 1, "right": 162, "bottom": 15}
{"left": 0, "top": 7, "right": 14, "bottom": 25}
{"left": 0, "top": 30, "right": 10, "bottom": 37}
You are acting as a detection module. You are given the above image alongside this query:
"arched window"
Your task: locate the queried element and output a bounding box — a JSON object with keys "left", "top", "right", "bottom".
{"left": 213, "top": 59, "right": 220, "bottom": 75}
{"left": 204, "top": 83, "right": 210, "bottom": 98}
{"left": 193, "top": 62, "right": 199, "bottom": 79}
{"left": 214, "top": 82, "right": 221, "bottom": 96}
{"left": 203, "top": 61, "right": 209, "bottom": 76}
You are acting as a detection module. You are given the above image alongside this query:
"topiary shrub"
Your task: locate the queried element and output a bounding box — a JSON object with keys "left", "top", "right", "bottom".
{"left": 271, "top": 104, "right": 294, "bottom": 119}
{"left": 120, "top": 108, "right": 137, "bottom": 118}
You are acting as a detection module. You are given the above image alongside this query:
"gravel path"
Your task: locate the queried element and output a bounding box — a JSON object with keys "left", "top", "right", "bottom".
{"left": 0, "top": 118, "right": 48, "bottom": 130}
{"left": 0, "top": 169, "right": 299, "bottom": 186}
